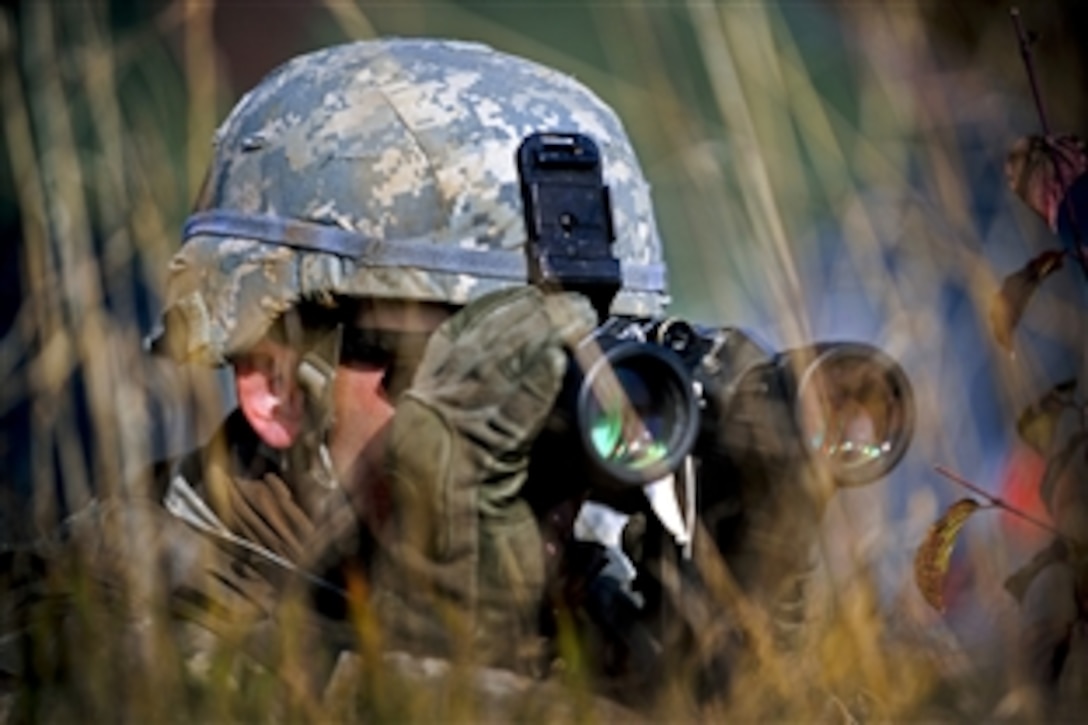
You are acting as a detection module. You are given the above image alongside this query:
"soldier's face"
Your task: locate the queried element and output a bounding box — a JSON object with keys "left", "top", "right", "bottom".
{"left": 234, "top": 336, "right": 306, "bottom": 449}
{"left": 328, "top": 300, "right": 452, "bottom": 485}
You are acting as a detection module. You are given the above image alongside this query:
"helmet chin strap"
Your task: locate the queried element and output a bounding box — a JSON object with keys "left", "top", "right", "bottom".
{"left": 293, "top": 319, "right": 343, "bottom": 492}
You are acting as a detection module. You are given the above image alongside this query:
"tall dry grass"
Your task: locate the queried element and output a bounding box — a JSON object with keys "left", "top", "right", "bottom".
{"left": 1, "top": 0, "right": 1083, "bottom": 720}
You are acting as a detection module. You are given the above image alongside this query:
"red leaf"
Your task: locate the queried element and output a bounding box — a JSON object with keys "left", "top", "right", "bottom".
{"left": 997, "top": 444, "right": 1051, "bottom": 548}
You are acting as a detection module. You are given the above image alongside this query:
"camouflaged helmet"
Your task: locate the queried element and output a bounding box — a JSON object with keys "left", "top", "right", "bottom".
{"left": 150, "top": 38, "right": 669, "bottom": 365}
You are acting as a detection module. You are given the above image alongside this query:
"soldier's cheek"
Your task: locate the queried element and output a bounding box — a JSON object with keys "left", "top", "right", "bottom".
{"left": 328, "top": 363, "right": 397, "bottom": 479}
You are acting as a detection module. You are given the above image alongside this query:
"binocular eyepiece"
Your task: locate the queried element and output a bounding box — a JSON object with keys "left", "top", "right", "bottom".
{"left": 557, "top": 318, "right": 915, "bottom": 491}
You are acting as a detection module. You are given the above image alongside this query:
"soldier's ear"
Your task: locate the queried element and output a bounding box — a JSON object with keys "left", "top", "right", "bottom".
{"left": 232, "top": 337, "right": 306, "bottom": 449}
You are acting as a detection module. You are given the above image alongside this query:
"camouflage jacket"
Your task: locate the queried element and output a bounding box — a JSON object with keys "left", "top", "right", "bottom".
{"left": 159, "top": 409, "right": 363, "bottom": 622}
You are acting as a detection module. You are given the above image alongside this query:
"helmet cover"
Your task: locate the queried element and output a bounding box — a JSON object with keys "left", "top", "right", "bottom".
{"left": 151, "top": 38, "right": 669, "bottom": 364}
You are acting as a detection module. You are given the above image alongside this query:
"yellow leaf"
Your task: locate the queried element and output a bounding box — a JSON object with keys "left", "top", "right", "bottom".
{"left": 913, "top": 498, "right": 981, "bottom": 612}
{"left": 1016, "top": 378, "right": 1076, "bottom": 455}
{"left": 988, "top": 250, "right": 1066, "bottom": 352}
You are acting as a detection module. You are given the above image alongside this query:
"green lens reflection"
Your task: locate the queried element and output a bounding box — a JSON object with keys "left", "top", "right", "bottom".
{"left": 589, "top": 407, "right": 669, "bottom": 470}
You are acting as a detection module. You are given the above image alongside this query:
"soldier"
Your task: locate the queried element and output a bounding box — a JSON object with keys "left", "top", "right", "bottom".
{"left": 4, "top": 39, "right": 844, "bottom": 716}
{"left": 140, "top": 37, "right": 669, "bottom": 685}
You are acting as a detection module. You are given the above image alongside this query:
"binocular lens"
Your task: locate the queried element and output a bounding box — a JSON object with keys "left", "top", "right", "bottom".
{"left": 576, "top": 342, "right": 700, "bottom": 486}
{"left": 586, "top": 369, "right": 670, "bottom": 470}
{"left": 808, "top": 405, "right": 888, "bottom": 465}
{"left": 794, "top": 343, "right": 914, "bottom": 487}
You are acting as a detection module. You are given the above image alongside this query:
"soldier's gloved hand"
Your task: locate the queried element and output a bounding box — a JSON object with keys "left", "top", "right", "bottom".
{"left": 379, "top": 286, "right": 597, "bottom": 662}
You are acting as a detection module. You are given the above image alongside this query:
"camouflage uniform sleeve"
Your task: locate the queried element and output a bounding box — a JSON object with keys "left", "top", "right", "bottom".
{"left": 374, "top": 288, "right": 596, "bottom": 667}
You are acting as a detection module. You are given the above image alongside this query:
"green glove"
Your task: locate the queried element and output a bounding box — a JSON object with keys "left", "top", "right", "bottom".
{"left": 377, "top": 286, "right": 597, "bottom": 664}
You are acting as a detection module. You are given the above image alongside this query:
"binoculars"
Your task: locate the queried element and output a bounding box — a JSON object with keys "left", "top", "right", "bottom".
{"left": 553, "top": 316, "right": 915, "bottom": 490}
{"left": 517, "top": 130, "right": 914, "bottom": 491}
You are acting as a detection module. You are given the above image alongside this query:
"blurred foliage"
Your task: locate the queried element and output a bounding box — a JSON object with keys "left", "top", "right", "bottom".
{"left": 3, "top": 0, "right": 1088, "bottom": 720}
